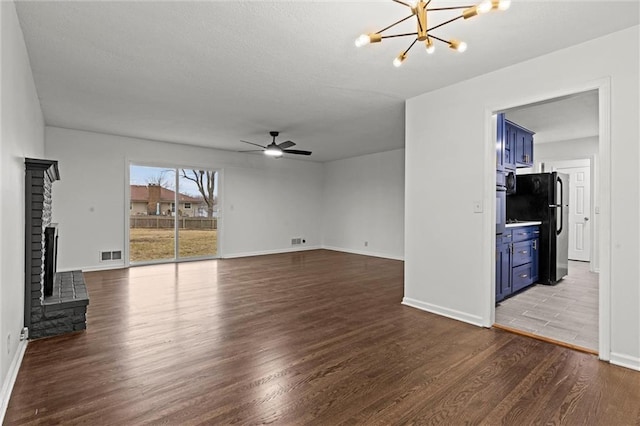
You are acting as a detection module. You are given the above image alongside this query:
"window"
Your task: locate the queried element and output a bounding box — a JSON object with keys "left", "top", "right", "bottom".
{"left": 184, "top": 202, "right": 191, "bottom": 209}
{"left": 171, "top": 203, "right": 175, "bottom": 213}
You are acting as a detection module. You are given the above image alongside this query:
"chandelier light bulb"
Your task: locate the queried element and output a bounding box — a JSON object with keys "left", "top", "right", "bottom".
{"left": 393, "top": 53, "right": 407, "bottom": 67}
{"left": 493, "top": 0, "right": 511, "bottom": 10}
{"left": 425, "top": 39, "right": 435, "bottom": 54}
{"left": 449, "top": 39, "right": 468, "bottom": 52}
{"left": 477, "top": 0, "right": 493, "bottom": 14}
{"left": 355, "top": 34, "right": 370, "bottom": 47}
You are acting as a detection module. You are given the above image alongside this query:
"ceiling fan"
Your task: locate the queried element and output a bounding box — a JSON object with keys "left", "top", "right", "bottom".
{"left": 239, "top": 131, "right": 312, "bottom": 157}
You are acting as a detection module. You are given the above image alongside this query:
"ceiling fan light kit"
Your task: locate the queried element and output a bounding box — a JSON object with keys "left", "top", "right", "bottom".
{"left": 264, "top": 146, "right": 283, "bottom": 157}
{"left": 356, "top": 0, "right": 510, "bottom": 66}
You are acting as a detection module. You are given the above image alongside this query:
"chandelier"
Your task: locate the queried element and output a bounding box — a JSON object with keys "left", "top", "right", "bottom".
{"left": 355, "top": 0, "right": 511, "bottom": 67}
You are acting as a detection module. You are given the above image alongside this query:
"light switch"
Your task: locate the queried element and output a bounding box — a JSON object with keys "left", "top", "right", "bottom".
{"left": 473, "top": 201, "right": 483, "bottom": 213}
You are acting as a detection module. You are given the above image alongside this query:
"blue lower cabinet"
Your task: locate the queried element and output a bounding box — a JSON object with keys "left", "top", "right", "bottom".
{"left": 512, "top": 240, "right": 532, "bottom": 266}
{"left": 512, "top": 263, "right": 534, "bottom": 292}
{"left": 497, "top": 226, "right": 539, "bottom": 302}
{"left": 496, "top": 238, "right": 511, "bottom": 302}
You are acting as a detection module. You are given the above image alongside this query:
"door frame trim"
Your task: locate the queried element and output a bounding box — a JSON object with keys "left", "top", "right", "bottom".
{"left": 484, "top": 78, "right": 610, "bottom": 362}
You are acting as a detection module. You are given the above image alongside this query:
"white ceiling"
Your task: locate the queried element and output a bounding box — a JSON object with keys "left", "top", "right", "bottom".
{"left": 15, "top": 1, "right": 639, "bottom": 162}
{"left": 505, "top": 90, "right": 599, "bottom": 144}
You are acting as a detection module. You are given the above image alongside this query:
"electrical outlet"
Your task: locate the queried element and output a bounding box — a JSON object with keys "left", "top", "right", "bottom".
{"left": 6, "top": 333, "right": 10, "bottom": 353}
{"left": 473, "top": 200, "right": 483, "bottom": 213}
{"left": 364, "top": 241, "right": 368, "bottom": 247}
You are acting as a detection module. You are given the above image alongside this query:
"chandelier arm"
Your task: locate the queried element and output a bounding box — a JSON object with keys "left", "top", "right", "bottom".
{"left": 428, "top": 34, "right": 450, "bottom": 45}
{"left": 426, "top": 15, "right": 463, "bottom": 32}
{"left": 376, "top": 14, "right": 415, "bottom": 34}
{"left": 402, "top": 38, "right": 420, "bottom": 56}
{"left": 424, "top": 0, "right": 432, "bottom": 8}
{"left": 391, "top": 0, "right": 414, "bottom": 7}
{"left": 428, "top": 6, "right": 474, "bottom": 11}
{"left": 381, "top": 32, "right": 419, "bottom": 40}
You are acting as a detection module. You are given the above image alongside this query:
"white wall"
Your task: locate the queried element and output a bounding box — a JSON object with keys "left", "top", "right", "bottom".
{"left": 0, "top": 0, "right": 45, "bottom": 413}
{"left": 536, "top": 136, "right": 598, "bottom": 163}
{"left": 322, "top": 149, "right": 404, "bottom": 260}
{"left": 404, "top": 26, "right": 639, "bottom": 367}
{"left": 45, "top": 127, "right": 324, "bottom": 270}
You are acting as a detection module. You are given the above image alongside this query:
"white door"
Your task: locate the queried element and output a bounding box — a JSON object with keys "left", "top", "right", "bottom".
{"left": 546, "top": 160, "right": 591, "bottom": 261}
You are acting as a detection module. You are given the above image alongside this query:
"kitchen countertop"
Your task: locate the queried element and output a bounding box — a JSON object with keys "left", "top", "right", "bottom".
{"left": 505, "top": 221, "right": 542, "bottom": 228}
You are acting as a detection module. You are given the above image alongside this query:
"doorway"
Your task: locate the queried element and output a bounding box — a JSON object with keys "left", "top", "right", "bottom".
{"left": 492, "top": 89, "right": 602, "bottom": 354}
{"left": 128, "top": 163, "right": 219, "bottom": 264}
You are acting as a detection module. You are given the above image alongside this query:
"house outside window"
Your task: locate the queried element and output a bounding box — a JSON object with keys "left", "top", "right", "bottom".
{"left": 184, "top": 202, "right": 191, "bottom": 209}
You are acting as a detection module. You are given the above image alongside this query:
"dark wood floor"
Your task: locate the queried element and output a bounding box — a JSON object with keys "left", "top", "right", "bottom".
{"left": 6, "top": 250, "right": 640, "bottom": 425}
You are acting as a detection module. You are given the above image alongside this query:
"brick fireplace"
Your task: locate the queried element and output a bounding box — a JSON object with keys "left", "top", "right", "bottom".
{"left": 25, "top": 158, "right": 89, "bottom": 339}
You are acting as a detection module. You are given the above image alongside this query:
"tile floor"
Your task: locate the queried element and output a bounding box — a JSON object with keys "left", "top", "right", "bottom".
{"left": 495, "top": 260, "right": 599, "bottom": 351}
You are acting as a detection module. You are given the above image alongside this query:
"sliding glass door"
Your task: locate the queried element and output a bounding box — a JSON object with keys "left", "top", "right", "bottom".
{"left": 129, "top": 164, "right": 218, "bottom": 264}
{"left": 178, "top": 169, "right": 218, "bottom": 259}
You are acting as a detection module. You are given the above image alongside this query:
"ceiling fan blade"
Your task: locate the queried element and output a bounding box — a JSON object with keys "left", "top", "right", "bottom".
{"left": 240, "top": 140, "right": 267, "bottom": 149}
{"left": 283, "top": 149, "right": 312, "bottom": 156}
{"left": 238, "top": 149, "right": 264, "bottom": 153}
{"left": 277, "top": 140, "right": 295, "bottom": 149}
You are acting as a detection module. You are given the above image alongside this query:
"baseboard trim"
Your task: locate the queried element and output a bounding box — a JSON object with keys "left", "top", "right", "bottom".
{"left": 322, "top": 246, "right": 404, "bottom": 261}
{"left": 62, "top": 263, "right": 126, "bottom": 272}
{"left": 610, "top": 352, "right": 640, "bottom": 371}
{"left": 222, "top": 245, "right": 321, "bottom": 259}
{"left": 402, "top": 297, "right": 484, "bottom": 327}
{"left": 0, "top": 339, "right": 27, "bottom": 423}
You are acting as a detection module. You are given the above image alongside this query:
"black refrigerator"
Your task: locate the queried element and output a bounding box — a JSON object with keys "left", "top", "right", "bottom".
{"left": 506, "top": 172, "right": 569, "bottom": 284}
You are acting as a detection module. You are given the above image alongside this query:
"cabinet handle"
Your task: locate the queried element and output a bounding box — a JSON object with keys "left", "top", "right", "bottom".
{"left": 519, "top": 274, "right": 528, "bottom": 278}
{"left": 517, "top": 232, "right": 527, "bottom": 236}
{"left": 533, "top": 240, "right": 537, "bottom": 250}
{"left": 519, "top": 250, "right": 528, "bottom": 254}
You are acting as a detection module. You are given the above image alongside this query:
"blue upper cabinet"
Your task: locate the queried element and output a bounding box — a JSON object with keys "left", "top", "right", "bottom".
{"left": 516, "top": 127, "right": 534, "bottom": 167}
{"left": 502, "top": 116, "right": 517, "bottom": 171}
{"left": 505, "top": 120, "right": 535, "bottom": 168}
{"left": 498, "top": 116, "right": 534, "bottom": 171}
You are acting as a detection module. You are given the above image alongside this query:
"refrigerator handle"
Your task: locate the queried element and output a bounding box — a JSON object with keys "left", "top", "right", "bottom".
{"left": 557, "top": 175, "right": 564, "bottom": 235}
